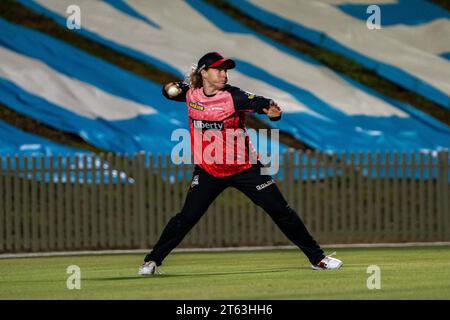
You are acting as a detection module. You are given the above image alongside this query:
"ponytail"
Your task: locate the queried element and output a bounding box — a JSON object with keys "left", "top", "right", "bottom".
{"left": 187, "top": 64, "right": 203, "bottom": 89}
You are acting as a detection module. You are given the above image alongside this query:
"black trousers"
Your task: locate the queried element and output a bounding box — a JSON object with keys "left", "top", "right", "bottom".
{"left": 145, "top": 163, "right": 325, "bottom": 266}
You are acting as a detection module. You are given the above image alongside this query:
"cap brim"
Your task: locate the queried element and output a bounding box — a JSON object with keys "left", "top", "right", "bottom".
{"left": 208, "top": 58, "right": 236, "bottom": 69}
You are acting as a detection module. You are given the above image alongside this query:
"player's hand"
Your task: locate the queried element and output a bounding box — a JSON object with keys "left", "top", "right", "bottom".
{"left": 164, "top": 82, "right": 181, "bottom": 97}
{"left": 262, "top": 101, "right": 282, "bottom": 121}
{"left": 164, "top": 82, "right": 178, "bottom": 91}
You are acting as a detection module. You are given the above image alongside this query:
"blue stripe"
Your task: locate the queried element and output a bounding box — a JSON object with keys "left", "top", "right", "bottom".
{"left": 0, "top": 119, "right": 136, "bottom": 183}
{"left": 337, "top": 0, "right": 450, "bottom": 26}
{"left": 0, "top": 77, "right": 180, "bottom": 154}
{"left": 0, "top": 118, "right": 87, "bottom": 156}
{"left": 273, "top": 112, "right": 450, "bottom": 152}
{"left": 103, "top": 0, "right": 160, "bottom": 29}
{"left": 441, "top": 52, "right": 450, "bottom": 61}
{"left": 185, "top": 0, "right": 251, "bottom": 34}
{"left": 338, "top": 74, "right": 450, "bottom": 135}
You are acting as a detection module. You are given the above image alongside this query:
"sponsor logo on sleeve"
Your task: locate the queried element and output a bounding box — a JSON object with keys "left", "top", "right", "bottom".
{"left": 244, "top": 91, "right": 255, "bottom": 99}
{"left": 189, "top": 102, "right": 204, "bottom": 111}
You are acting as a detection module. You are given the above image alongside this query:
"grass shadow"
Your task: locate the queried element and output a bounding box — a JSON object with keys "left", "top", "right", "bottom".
{"left": 87, "top": 266, "right": 307, "bottom": 281}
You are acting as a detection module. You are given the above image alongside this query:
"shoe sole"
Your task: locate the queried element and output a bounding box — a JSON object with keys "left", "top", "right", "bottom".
{"left": 311, "top": 262, "right": 343, "bottom": 270}
{"left": 138, "top": 266, "right": 156, "bottom": 276}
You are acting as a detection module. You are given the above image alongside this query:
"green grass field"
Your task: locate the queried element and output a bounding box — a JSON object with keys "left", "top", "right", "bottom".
{"left": 1, "top": 246, "right": 449, "bottom": 300}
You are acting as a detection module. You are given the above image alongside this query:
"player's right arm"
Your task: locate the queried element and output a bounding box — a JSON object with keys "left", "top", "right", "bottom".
{"left": 162, "top": 81, "right": 189, "bottom": 102}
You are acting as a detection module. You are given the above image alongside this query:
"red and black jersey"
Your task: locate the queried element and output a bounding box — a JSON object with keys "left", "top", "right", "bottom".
{"left": 162, "top": 83, "right": 279, "bottom": 177}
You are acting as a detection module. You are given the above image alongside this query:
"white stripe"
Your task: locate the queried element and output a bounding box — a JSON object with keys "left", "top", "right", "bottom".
{"left": 0, "top": 46, "right": 156, "bottom": 120}
{"left": 386, "top": 19, "right": 450, "bottom": 56}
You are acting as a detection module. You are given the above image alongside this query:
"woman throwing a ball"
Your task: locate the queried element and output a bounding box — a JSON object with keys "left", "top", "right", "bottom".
{"left": 139, "top": 52, "right": 342, "bottom": 275}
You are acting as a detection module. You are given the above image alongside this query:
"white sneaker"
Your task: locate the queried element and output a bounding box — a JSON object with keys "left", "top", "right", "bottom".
{"left": 138, "top": 261, "right": 157, "bottom": 276}
{"left": 311, "top": 252, "right": 343, "bottom": 270}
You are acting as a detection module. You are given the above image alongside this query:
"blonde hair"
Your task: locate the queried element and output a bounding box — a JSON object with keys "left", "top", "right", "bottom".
{"left": 187, "top": 64, "right": 203, "bottom": 89}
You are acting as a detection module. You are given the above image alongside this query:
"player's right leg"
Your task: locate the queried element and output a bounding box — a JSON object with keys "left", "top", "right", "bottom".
{"left": 230, "top": 162, "right": 342, "bottom": 269}
{"left": 139, "top": 166, "right": 226, "bottom": 275}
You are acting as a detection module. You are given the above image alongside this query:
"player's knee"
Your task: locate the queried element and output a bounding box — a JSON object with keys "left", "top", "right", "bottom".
{"left": 174, "top": 211, "right": 201, "bottom": 227}
{"left": 261, "top": 199, "right": 288, "bottom": 212}
{"left": 267, "top": 204, "right": 297, "bottom": 221}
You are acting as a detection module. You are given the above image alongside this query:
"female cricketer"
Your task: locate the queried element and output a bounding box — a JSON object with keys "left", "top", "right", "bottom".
{"left": 139, "top": 52, "right": 342, "bottom": 275}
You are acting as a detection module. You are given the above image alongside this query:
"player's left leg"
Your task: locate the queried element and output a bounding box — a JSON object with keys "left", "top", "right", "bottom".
{"left": 230, "top": 163, "right": 337, "bottom": 267}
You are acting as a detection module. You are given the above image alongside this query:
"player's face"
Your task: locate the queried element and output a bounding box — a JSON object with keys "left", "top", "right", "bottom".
{"left": 202, "top": 66, "right": 228, "bottom": 90}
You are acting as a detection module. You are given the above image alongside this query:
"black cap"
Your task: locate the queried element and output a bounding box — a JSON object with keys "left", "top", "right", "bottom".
{"left": 197, "top": 52, "right": 236, "bottom": 72}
